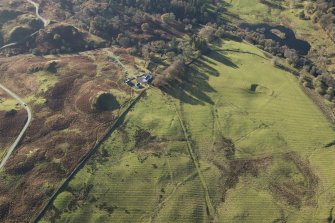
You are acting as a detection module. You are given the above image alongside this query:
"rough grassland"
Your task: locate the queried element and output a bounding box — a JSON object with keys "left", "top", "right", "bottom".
{"left": 42, "top": 40, "right": 335, "bottom": 222}
{"left": 182, "top": 40, "right": 335, "bottom": 222}
{"left": 225, "top": 0, "right": 281, "bottom": 23}
{"left": 41, "top": 90, "right": 212, "bottom": 222}
{"left": 196, "top": 41, "right": 334, "bottom": 157}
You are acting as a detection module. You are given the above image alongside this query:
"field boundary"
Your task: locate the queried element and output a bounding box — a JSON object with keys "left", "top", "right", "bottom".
{"left": 173, "top": 102, "right": 217, "bottom": 222}
{"left": 31, "top": 90, "right": 146, "bottom": 223}
{"left": 299, "top": 85, "right": 335, "bottom": 124}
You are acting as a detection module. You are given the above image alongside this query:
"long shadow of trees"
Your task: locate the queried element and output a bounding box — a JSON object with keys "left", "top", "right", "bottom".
{"left": 160, "top": 51, "right": 238, "bottom": 105}
{"left": 205, "top": 50, "right": 239, "bottom": 69}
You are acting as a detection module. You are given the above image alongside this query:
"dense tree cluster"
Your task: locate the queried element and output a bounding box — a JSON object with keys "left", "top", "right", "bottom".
{"left": 298, "top": 0, "right": 335, "bottom": 100}
{"left": 302, "top": 0, "right": 335, "bottom": 42}
{"left": 221, "top": 25, "right": 307, "bottom": 67}
{"left": 112, "top": 0, "right": 213, "bottom": 22}
{"left": 7, "top": 0, "right": 335, "bottom": 100}
{"left": 152, "top": 59, "right": 185, "bottom": 88}
{"left": 59, "top": 0, "right": 217, "bottom": 46}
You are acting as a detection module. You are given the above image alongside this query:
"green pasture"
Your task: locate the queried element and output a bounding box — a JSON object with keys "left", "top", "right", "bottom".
{"left": 42, "top": 40, "right": 335, "bottom": 222}
{"left": 191, "top": 40, "right": 334, "bottom": 221}
{"left": 41, "top": 90, "right": 213, "bottom": 222}
{"left": 224, "top": 0, "right": 288, "bottom": 23}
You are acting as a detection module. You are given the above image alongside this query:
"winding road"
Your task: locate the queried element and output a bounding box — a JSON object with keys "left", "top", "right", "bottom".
{"left": 0, "top": 0, "right": 49, "bottom": 168}
{"left": 0, "top": 0, "right": 49, "bottom": 50}
{"left": 0, "top": 84, "right": 32, "bottom": 169}
{"left": 26, "top": 0, "right": 50, "bottom": 27}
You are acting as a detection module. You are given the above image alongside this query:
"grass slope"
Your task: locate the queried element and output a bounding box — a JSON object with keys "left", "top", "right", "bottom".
{"left": 42, "top": 40, "right": 335, "bottom": 222}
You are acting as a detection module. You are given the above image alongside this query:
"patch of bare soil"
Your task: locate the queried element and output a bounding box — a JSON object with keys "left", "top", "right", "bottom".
{"left": 213, "top": 136, "right": 236, "bottom": 159}
{"left": 0, "top": 49, "right": 138, "bottom": 222}
{"left": 214, "top": 156, "right": 273, "bottom": 202}
{"left": 214, "top": 151, "right": 318, "bottom": 209}
{"left": 269, "top": 152, "right": 319, "bottom": 208}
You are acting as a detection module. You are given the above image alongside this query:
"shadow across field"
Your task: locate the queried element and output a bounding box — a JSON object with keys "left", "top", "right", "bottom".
{"left": 161, "top": 58, "right": 222, "bottom": 105}
{"left": 207, "top": 50, "right": 239, "bottom": 69}
{"left": 216, "top": 49, "right": 267, "bottom": 60}
{"left": 160, "top": 50, "right": 239, "bottom": 105}
{"left": 259, "top": 0, "right": 285, "bottom": 10}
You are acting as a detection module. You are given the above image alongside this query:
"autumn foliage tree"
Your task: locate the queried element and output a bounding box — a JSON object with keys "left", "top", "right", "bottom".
{"left": 152, "top": 59, "right": 185, "bottom": 88}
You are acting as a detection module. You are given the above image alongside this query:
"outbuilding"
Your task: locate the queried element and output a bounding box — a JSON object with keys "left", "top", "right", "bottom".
{"left": 135, "top": 82, "right": 142, "bottom": 89}
{"left": 143, "top": 74, "right": 153, "bottom": 83}
{"left": 125, "top": 79, "right": 133, "bottom": 86}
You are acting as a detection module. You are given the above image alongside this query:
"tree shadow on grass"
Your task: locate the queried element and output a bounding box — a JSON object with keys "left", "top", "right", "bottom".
{"left": 207, "top": 50, "right": 239, "bottom": 69}
{"left": 159, "top": 50, "right": 239, "bottom": 105}
{"left": 160, "top": 62, "right": 218, "bottom": 105}
{"left": 216, "top": 49, "right": 267, "bottom": 59}
{"left": 193, "top": 58, "right": 220, "bottom": 77}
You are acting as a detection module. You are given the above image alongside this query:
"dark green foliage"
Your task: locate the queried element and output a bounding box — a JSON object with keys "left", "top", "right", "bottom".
{"left": 112, "top": 0, "right": 209, "bottom": 21}
{"left": 8, "top": 26, "right": 34, "bottom": 42}
{"left": 303, "top": 0, "right": 335, "bottom": 42}
{"left": 191, "top": 35, "right": 209, "bottom": 53}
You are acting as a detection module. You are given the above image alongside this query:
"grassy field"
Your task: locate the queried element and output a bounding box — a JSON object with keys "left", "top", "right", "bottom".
{"left": 41, "top": 40, "right": 335, "bottom": 222}
{"left": 40, "top": 90, "right": 212, "bottom": 223}
{"left": 181, "top": 40, "right": 335, "bottom": 221}
{"left": 222, "top": 0, "right": 279, "bottom": 23}
{"left": 223, "top": 0, "right": 335, "bottom": 73}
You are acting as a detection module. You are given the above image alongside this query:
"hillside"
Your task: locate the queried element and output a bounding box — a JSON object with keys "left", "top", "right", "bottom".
{"left": 40, "top": 40, "right": 335, "bottom": 223}
{"left": 0, "top": 0, "right": 335, "bottom": 223}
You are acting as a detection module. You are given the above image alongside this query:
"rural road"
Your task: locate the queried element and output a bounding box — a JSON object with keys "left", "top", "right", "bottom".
{"left": 26, "top": 0, "right": 50, "bottom": 27}
{"left": 0, "top": 43, "right": 18, "bottom": 51}
{"left": 0, "top": 0, "right": 47, "bottom": 167}
{"left": 0, "top": 84, "right": 32, "bottom": 169}
{"left": 0, "top": 0, "right": 49, "bottom": 50}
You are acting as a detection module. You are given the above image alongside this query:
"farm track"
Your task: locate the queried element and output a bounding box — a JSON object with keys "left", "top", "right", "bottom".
{"left": 105, "top": 48, "right": 126, "bottom": 70}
